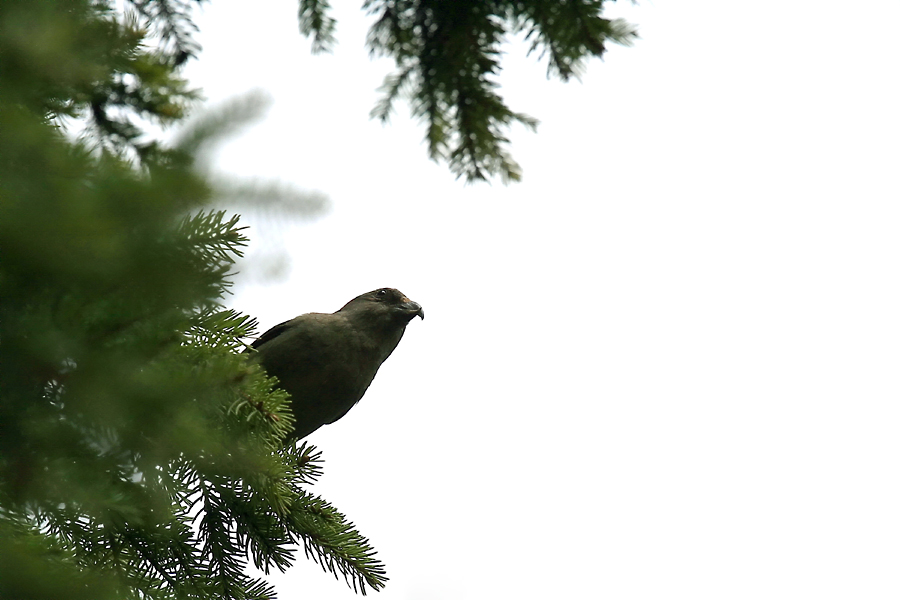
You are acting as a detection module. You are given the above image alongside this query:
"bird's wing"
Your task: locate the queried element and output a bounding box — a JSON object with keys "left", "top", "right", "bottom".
{"left": 250, "top": 319, "right": 293, "bottom": 350}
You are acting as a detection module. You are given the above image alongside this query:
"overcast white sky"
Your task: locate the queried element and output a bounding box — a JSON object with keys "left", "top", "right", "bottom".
{"left": 183, "top": 1, "right": 899, "bottom": 598}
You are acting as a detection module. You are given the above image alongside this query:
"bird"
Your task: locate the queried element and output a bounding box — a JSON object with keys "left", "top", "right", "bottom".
{"left": 249, "top": 288, "right": 424, "bottom": 441}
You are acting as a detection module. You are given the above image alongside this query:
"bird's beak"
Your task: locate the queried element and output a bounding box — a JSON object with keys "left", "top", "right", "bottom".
{"left": 400, "top": 300, "right": 424, "bottom": 320}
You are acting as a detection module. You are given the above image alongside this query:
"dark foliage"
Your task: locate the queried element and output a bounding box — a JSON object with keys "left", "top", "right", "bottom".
{"left": 300, "top": 0, "right": 637, "bottom": 181}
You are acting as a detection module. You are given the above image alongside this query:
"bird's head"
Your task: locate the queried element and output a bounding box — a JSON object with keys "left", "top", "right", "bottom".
{"left": 339, "top": 288, "right": 424, "bottom": 325}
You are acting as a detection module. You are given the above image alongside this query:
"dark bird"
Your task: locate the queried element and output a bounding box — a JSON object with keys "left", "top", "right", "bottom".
{"left": 250, "top": 288, "right": 424, "bottom": 441}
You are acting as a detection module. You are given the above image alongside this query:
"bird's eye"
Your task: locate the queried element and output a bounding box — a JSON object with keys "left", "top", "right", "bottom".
{"left": 376, "top": 289, "right": 388, "bottom": 298}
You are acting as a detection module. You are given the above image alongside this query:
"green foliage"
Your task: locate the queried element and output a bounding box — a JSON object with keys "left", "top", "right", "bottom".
{"left": 299, "top": 0, "right": 637, "bottom": 182}
{"left": 298, "top": 0, "right": 337, "bottom": 54}
{"left": 127, "top": 0, "right": 207, "bottom": 66}
{"left": 1, "top": 1, "right": 384, "bottom": 598}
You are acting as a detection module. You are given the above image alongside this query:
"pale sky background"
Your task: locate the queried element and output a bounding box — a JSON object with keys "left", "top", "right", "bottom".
{"left": 181, "top": 1, "right": 899, "bottom": 598}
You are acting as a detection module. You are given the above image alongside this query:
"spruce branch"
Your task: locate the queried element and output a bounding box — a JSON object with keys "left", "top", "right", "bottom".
{"left": 298, "top": 0, "right": 338, "bottom": 53}
{"left": 126, "top": 0, "right": 206, "bottom": 65}
{"left": 286, "top": 491, "right": 389, "bottom": 594}
{"left": 358, "top": 0, "right": 636, "bottom": 181}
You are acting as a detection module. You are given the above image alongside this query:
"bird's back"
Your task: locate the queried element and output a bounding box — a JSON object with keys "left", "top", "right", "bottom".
{"left": 252, "top": 312, "right": 383, "bottom": 439}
